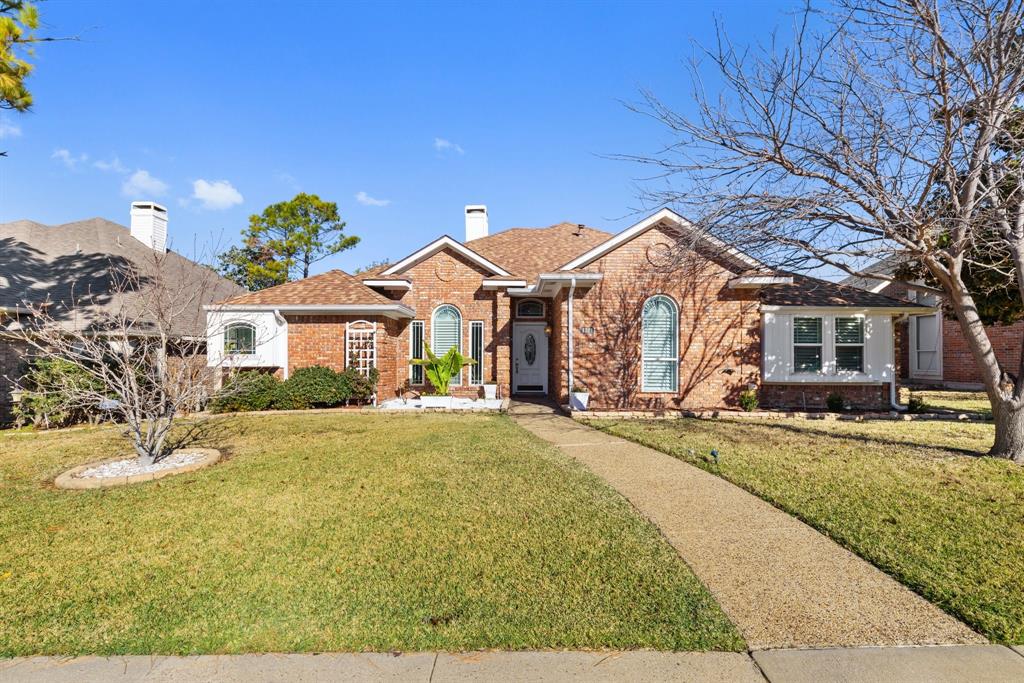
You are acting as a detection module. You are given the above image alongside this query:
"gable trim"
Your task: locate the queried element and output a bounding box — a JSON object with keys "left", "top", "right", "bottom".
{"left": 380, "top": 235, "right": 511, "bottom": 277}
{"left": 558, "top": 208, "right": 763, "bottom": 272}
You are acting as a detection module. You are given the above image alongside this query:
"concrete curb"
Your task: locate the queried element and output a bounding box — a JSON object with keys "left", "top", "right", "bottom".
{"left": 3, "top": 646, "right": 1023, "bottom": 682}
{"left": 53, "top": 448, "right": 221, "bottom": 490}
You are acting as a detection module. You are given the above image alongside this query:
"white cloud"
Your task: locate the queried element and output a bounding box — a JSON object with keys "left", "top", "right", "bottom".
{"left": 191, "top": 179, "right": 243, "bottom": 210}
{"left": 0, "top": 120, "right": 21, "bottom": 139}
{"left": 121, "top": 169, "right": 169, "bottom": 198}
{"left": 94, "top": 156, "right": 128, "bottom": 174}
{"left": 433, "top": 137, "right": 464, "bottom": 155}
{"left": 355, "top": 191, "right": 391, "bottom": 207}
{"left": 52, "top": 148, "right": 89, "bottom": 170}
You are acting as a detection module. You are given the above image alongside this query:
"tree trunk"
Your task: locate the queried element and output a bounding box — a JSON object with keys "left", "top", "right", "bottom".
{"left": 990, "top": 400, "right": 1024, "bottom": 463}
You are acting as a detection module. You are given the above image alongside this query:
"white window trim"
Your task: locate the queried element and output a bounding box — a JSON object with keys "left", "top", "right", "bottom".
{"left": 224, "top": 322, "right": 257, "bottom": 356}
{"left": 345, "top": 319, "right": 377, "bottom": 377}
{"left": 431, "top": 304, "right": 463, "bottom": 386}
{"left": 409, "top": 320, "right": 424, "bottom": 385}
{"left": 470, "top": 320, "right": 484, "bottom": 385}
{"left": 834, "top": 316, "right": 866, "bottom": 374}
{"left": 792, "top": 316, "right": 824, "bottom": 375}
{"left": 640, "top": 294, "right": 680, "bottom": 393}
{"left": 516, "top": 298, "right": 546, "bottom": 319}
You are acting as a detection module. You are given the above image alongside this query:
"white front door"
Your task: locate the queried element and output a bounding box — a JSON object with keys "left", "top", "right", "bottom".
{"left": 513, "top": 323, "right": 548, "bottom": 393}
{"left": 910, "top": 313, "right": 942, "bottom": 379}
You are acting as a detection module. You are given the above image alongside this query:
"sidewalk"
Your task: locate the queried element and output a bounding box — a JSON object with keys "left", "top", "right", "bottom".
{"left": 4, "top": 647, "right": 1024, "bottom": 682}
{"left": 509, "top": 401, "right": 981, "bottom": 649}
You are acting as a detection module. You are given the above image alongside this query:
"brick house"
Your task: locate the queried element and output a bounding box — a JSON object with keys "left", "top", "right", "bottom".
{"left": 207, "top": 207, "right": 926, "bottom": 411}
{"left": 843, "top": 259, "right": 1023, "bottom": 389}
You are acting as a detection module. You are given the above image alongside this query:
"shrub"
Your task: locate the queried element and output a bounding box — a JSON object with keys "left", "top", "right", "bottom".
{"left": 271, "top": 381, "right": 312, "bottom": 410}
{"left": 907, "top": 395, "right": 928, "bottom": 414}
{"left": 284, "top": 366, "right": 343, "bottom": 407}
{"left": 738, "top": 388, "right": 759, "bottom": 412}
{"left": 346, "top": 366, "right": 379, "bottom": 402}
{"left": 826, "top": 392, "right": 845, "bottom": 412}
{"left": 208, "top": 372, "right": 280, "bottom": 413}
{"left": 13, "top": 358, "right": 106, "bottom": 428}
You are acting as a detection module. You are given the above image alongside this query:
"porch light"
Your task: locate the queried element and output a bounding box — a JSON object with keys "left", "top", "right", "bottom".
{"left": 544, "top": 324, "right": 552, "bottom": 336}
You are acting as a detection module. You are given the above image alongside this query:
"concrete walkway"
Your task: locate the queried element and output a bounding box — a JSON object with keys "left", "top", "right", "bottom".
{"left": 5, "top": 648, "right": 1024, "bottom": 682}
{"left": 509, "top": 401, "right": 983, "bottom": 650}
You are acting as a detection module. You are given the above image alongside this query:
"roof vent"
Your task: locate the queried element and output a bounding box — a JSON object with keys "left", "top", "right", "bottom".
{"left": 465, "top": 204, "right": 488, "bottom": 242}
{"left": 130, "top": 201, "right": 168, "bottom": 253}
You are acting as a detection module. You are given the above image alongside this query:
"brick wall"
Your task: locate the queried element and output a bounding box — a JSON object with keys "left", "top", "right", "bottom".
{"left": 942, "top": 317, "right": 1024, "bottom": 386}
{"left": 558, "top": 226, "right": 761, "bottom": 410}
{"left": 761, "top": 383, "right": 891, "bottom": 410}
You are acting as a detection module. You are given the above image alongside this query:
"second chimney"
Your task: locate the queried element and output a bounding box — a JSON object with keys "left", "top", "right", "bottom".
{"left": 464, "top": 204, "right": 488, "bottom": 242}
{"left": 130, "top": 201, "right": 169, "bottom": 253}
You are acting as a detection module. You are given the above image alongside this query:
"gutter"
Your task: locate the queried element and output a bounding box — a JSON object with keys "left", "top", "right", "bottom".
{"left": 274, "top": 308, "right": 289, "bottom": 379}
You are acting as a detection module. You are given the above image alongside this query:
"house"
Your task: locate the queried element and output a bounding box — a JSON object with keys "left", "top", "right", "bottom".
{"left": 0, "top": 202, "right": 245, "bottom": 423}
{"left": 206, "top": 207, "right": 926, "bottom": 411}
{"left": 843, "top": 260, "right": 1022, "bottom": 389}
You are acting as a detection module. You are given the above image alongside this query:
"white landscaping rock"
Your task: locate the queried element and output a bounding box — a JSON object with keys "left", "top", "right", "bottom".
{"left": 79, "top": 452, "right": 205, "bottom": 479}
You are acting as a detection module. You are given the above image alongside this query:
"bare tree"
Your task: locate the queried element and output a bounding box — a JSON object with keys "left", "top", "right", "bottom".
{"left": 5, "top": 251, "right": 235, "bottom": 465}
{"left": 626, "top": 0, "right": 1024, "bottom": 461}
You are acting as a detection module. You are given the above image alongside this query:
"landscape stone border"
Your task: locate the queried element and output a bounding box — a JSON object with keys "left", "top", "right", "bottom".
{"left": 571, "top": 408, "right": 992, "bottom": 423}
{"left": 53, "top": 448, "right": 221, "bottom": 490}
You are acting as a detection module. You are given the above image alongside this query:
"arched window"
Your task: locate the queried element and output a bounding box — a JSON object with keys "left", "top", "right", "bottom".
{"left": 641, "top": 295, "right": 678, "bottom": 392}
{"left": 432, "top": 304, "right": 463, "bottom": 385}
{"left": 224, "top": 322, "right": 256, "bottom": 355}
{"left": 516, "top": 299, "right": 545, "bottom": 318}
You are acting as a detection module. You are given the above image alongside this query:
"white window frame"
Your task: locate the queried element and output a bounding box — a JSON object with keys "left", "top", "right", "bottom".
{"left": 834, "top": 316, "right": 865, "bottom": 374}
{"left": 640, "top": 294, "right": 679, "bottom": 393}
{"left": 224, "top": 322, "right": 257, "bottom": 355}
{"left": 432, "top": 304, "right": 463, "bottom": 386}
{"left": 409, "top": 320, "right": 425, "bottom": 385}
{"left": 516, "top": 298, "right": 545, "bottom": 319}
{"left": 345, "top": 319, "right": 377, "bottom": 377}
{"left": 470, "top": 320, "right": 484, "bottom": 385}
{"left": 792, "top": 316, "right": 824, "bottom": 374}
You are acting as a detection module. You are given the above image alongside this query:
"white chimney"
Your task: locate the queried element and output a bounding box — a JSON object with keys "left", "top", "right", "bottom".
{"left": 464, "top": 204, "right": 488, "bottom": 242}
{"left": 130, "top": 201, "right": 168, "bottom": 253}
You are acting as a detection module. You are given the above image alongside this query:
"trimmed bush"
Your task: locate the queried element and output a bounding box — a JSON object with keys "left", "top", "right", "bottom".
{"left": 284, "top": 366, "right": 343, "bottom": 407}
{"left": 738, "top": 388, "right": 759, "bottom": 412}
{"left": 826, "top": 392, "right": 845, "bottom": 412}
{"left": 13, "top": 358, "right": 107, "bottom": 428}
{"left": 209, "top": 372, "right": 280, "bottom": 413}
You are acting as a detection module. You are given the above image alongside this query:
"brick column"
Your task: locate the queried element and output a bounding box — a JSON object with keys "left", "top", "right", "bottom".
{"left": 495, "top": 291, "right": 512, "bottom": 398}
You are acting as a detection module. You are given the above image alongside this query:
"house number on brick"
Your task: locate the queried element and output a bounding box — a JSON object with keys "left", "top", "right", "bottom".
{"left": 581, "top": 326, "right": 595, "bottom": 335}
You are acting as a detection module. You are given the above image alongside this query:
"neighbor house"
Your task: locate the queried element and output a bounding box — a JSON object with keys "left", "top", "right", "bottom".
{"left": 842, "top": 259, "right": 1022, "bottom": 389}
{"left": 0, "top": 202, "right": 245, "bottom": 423}
{"left": 206, "top": 207, "right": 926, "bottom": 411}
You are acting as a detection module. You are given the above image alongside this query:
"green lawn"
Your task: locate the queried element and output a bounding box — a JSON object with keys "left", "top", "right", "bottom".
{"left": 584, "top": 416, "right": 1024, "bottom": 644}
{"left": 0, "top": 413, "right": 741, "bottom": 655}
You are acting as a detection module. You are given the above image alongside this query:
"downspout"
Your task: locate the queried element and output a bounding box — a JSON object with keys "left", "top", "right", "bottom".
{"left": 567, "top": 276, "right": 576, "bottom": 403}
{"left": 274, "top": 309, "right": 289, "bottom": 380}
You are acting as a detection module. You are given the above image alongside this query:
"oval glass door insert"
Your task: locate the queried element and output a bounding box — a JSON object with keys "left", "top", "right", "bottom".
{"left": 524, "top": 334, "right": 537, "bottom": 365}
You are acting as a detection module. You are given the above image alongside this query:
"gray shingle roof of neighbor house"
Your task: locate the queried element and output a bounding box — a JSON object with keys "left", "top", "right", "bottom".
{"left": 760, "top": 271, "right": 928, "bottom": 308}
{"left": 0, "top": 217, "right": 245, "bottom": 337}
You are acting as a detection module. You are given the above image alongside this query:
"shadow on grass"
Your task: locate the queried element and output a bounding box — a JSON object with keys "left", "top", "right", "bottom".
{"left": 713, "top": 418, "right": 989, "bottom": 458}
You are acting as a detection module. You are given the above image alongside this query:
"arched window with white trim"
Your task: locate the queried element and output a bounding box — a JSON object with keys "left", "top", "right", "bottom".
{"left": 641, "top": 295, "right": 678, "bottom": 392}
{"left": 432, "top": 304, "right": 462, "bottom": 385}
{"left": 224, "top": 322, "right": 256, "bottom": 355}
{"left": 346, "top": 320, "right": 377, "bottom": 377}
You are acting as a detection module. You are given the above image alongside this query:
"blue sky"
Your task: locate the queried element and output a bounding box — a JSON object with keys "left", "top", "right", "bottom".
{"left": 0, "top": 0, "right": 798, "bottom": 275}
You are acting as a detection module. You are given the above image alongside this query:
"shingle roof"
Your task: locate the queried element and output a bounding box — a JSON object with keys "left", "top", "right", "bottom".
{"left": 220, "top": 269, "right": 395, "bottom": 306}
{"left": 0, "top": 217, "right": 245, "bottom": 336}
{"left": 760, "top": 272, "right": 927, "bottom": 308}
{"left": 466, "top": 222, "right": 612, "bottom": 280}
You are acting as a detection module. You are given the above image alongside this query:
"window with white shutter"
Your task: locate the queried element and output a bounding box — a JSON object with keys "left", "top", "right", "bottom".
{"left": 641, "top": 295, "right": 678, "bottom": 392}
{"left": 793, "top": 317, "right": 823, "bottom": 373}
{"left": 432, "top": 304, "right": 462, "bottom": 386}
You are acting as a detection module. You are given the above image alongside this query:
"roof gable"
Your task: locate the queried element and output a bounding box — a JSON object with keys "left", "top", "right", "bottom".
{"left": 381, "top": 235, "right": 510, "bottom": 277}
{"left": 559, "top": 208, "right": 764, "bottom": 273}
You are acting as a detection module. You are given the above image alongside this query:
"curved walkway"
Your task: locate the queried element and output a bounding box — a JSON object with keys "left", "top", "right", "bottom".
{"left": 510, "top": 401, "right": 983, "bottom": 649}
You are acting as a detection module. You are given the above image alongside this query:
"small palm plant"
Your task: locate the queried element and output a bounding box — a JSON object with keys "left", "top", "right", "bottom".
{"left": 410, "top": 342, "right": 476, "bottom": 396}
